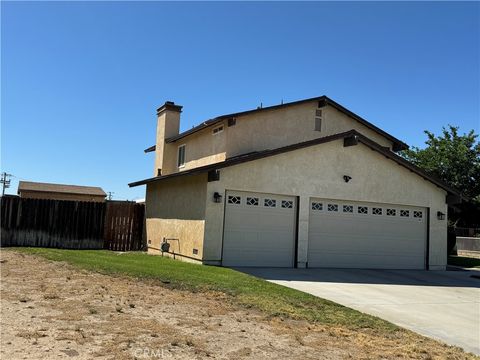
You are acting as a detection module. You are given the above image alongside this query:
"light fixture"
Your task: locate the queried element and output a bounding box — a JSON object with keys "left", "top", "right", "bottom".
{"left": 437, "top": 211, "right": 446, "bottom": 220}
{"left": 343, "top": 175, "right": 352, "bottom": 183}
{"left": 213, "top": 192, "right": 223, "bottom": 203}
{"left": 160, "top": 241, "right": 170, "bottom": 252}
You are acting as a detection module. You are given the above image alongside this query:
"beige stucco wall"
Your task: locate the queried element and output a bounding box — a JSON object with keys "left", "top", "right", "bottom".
{"left": 226, "top": 102, "right": 393, "bottom": 158}
{"left": 19, "top": 191, "right": 105, "bottom": 202}
{"left": 145, "top": 174, "right": 207, "bottom": 261}
{"left": 163, "top": 101, "right": 395, "bottom": 174}
{"left": 154, "top": 110, "right": 181, "bottom": 176}
{"left": 204, "top": 139, "right": 448, "bottom": 270}
{"left": 175, "top": 123, "right": 227, "bottom": 172}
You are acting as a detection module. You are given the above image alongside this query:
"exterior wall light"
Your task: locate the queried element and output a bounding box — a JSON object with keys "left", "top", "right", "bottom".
{"left": 343, "top": 175, "right": 352, "bottom": 183}
{"left": 437, "top": 211, "right": 446, "bottom": 220}
{"left": 213, "top": 192, "right": 223, "bottom": 203}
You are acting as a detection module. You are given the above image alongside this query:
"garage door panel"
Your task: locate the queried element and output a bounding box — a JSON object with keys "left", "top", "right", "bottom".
{"left": 223, "top": 191, "right": 296, "bottom": 267}
{"left": 315, "top": 247, "right": 425, "bottom": 257}
{"left": 309, "top": 252, "right": 424, "bottom": 269}
{"left": 309, "top": 230, "right": 425, "bottom": 248}
{"left": 308, "top": 199, "right": 426, "bottom": 269}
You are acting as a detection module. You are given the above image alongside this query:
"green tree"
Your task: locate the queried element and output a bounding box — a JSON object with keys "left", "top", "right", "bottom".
{"left": 401, "top": 125, "right": 480, "bottom": 203}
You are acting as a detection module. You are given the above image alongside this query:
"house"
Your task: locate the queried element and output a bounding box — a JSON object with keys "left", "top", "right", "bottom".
{"left": 18, "top": 181, "right": 106, "bottom": 202}
{"left": 129, "top": 96, "right": 461, "bottom": 270}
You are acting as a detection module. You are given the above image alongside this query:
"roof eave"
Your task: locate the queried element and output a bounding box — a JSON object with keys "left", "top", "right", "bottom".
{"left": 144, "top": 145, "right": 156, "bottom": 153}
{"left": 130, "top": 130, "right": 460, "bottom": 199}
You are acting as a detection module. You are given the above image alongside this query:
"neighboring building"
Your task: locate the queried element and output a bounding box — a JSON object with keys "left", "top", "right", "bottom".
{"left": 18, "top": 181, "right": 106, "bottom": 202}
{"left": 129, "top": 96, "right": 461, "bottom": 270}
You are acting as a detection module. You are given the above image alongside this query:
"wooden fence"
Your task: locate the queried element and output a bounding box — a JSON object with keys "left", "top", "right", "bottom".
{"left": 104, "top": 201, "right": 145, "bottom": 251}
{"left": 1, "top": 196, "right": 145, "bottom": 251}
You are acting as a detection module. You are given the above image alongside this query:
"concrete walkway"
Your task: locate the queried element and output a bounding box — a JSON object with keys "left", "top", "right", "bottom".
{"left": 241, "top": 268, "right": 480, "bottom": 355}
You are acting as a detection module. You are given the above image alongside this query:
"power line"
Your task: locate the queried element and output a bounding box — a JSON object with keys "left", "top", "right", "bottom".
{"left": 0, "top": 172, "right": 13, "bottom": 196}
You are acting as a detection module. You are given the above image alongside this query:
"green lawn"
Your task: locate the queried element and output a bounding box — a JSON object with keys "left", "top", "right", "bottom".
{"left": 448, "top": 255, "right": 480, "bottom": 268}
{"left": 11, "top": 247, "right": 396, "bottom": 332}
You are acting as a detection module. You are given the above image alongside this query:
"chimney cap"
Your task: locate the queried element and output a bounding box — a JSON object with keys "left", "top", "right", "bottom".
{"left": 157, "top": 101, "right": 183, "bottom": 115}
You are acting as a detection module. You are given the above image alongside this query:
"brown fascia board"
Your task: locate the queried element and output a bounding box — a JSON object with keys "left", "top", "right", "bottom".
{"left": 161, "top": 96, "right": 408, "bottom": 151}
{"left": 129, "top": 130, "right": 460, "bottom": 198}
{"left": 129, "top": 131, "right": 353, "bottom": 187}
{"left": 351, "top": 134, "right": 462, "bottom": 197}
{"left": 321, "top": 97, "right": 408, "bottom": 151}
{"left": 144, "top": 145, "right": 155, "bottom": 153}
{"left": 164, "top": 96, "right": 327, "bottom": 143}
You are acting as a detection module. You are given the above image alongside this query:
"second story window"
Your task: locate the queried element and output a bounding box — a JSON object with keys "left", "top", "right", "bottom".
{"left": 212, "top": 125, "right": 224, "bottom": 135}
{"left": 177, "top": 144, "right": 186, "bottom": 168}
{"left": 314, "top": 109, "right": 322, "bottom": 131}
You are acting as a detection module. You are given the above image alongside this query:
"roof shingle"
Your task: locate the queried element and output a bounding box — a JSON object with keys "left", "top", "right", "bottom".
{"left": 18, "top": 181, "right": 106, "bottom": 197}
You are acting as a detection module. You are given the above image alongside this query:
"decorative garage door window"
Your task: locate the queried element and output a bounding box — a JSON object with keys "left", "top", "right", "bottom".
{"left": 281, "top": 200, "right": 293, "bottom": 209}
{"left": 358, "top": 206, "right": 368, "bottom": 214}
{"left": 246, "top": 197, "right": 259, "bottom": 206}
{"left": 386, "top": 208, "right": 396, "bottom": 216}
{"left": 308, "top": 199, "right": 427, "bottom": 269}
{"left": 264, "top": 199, "right": 276, "bottom": 207}
{"left": 311, "top": 202, "right": 323, "bottom": 211}
{"left": 343, "top": 205, "right": 353, "bottom": 213}
{"left": 228, "top": 196, "right": 241, "bottom": 205}
{"left": 327, "top": 204, "right": 338, "bottom": 212}
{"left": 413, "top": 211, "right": 423, "bottom": 218}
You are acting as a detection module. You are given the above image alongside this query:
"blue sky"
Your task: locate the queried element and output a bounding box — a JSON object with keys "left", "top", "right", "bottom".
{"left": 2, "top": 1, "right": 479, "bottom": 199}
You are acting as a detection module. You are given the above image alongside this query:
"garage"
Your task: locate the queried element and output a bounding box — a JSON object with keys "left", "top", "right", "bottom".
{"left": 308, "top": 199, "right": 427, "bottom": 269}
{"left": 222, "top": 190, "right": 297, "bottom": 267}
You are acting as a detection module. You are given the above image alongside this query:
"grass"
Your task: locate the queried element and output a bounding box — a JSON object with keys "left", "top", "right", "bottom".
{"left": 11, "top": 247, "right": 397, "bottom": 332}
{"left": 448, "top": 255, "right": 480, "bottom": 268}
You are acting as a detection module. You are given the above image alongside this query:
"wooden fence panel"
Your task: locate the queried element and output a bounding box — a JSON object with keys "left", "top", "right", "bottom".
{"left": 1, "top": 196, "right": 107, "bottom": 249}
{"left": 103, "top": 201, "right": 145, "bottom": 251}
{"left": 1, "top": 196, "right": 145, "bottom": 251}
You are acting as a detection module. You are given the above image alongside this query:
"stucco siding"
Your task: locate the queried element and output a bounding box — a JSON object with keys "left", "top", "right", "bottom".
{"left": 154, "top": 110, "right": 181, "bottom": 176}
{"left": 146, "top": 219, "right": 205, "bottom": 261}
{"left": 145, "top": 174, "right": 207, "bottom": 261}
{"left": 177, "top": 124, "right": 227, "bottom": 172}
{"left": 321, "top": 105, "right": 393, "bottom": 148}
{"left": 226, "top": 102, "right": 393, "bottom": 158}
{"left": 204, "top": 139, "right": 447, "bottom": 269}
{"left": 163, "top": 101, "right": 395, "bottom": 175}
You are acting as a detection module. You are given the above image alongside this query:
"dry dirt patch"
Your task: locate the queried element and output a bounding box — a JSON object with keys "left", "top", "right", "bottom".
{"left": 0, "top": 250, "right": 475, "bottom": 359}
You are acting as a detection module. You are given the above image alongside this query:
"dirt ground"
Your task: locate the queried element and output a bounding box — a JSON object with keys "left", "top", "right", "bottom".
{"left": 0, "top": 251, "right": 475, "bottom": 360}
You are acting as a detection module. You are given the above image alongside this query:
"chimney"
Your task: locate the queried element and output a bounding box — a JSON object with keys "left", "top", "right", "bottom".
{"left": 154, "top": 101, "right": 182, "bottom": 176}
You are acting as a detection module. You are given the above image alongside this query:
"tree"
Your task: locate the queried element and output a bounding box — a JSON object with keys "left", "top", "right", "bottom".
{"left": 401, "top": 125, "right": 480, "bottom": 204}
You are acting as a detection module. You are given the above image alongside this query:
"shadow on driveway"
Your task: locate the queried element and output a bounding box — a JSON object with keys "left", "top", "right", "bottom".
{"left": 237, "top": 267, "right": 480, "bottom": 288}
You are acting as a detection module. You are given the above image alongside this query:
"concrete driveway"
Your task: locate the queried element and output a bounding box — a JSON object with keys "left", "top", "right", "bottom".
{"left": 241, "top": 268, "right": 480, "bottom": 355}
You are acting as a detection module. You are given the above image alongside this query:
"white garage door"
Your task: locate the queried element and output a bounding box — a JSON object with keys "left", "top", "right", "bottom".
{"left": 308, "top": 199, "right": 427, "bottom": 269}
{"left": 222, "top": 191, "right": 296, "bottom": 267}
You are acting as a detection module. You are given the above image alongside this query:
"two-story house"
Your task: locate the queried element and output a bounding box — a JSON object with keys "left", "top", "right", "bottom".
{"left": 129, "top": 96, "right": 460, "bottom": 270}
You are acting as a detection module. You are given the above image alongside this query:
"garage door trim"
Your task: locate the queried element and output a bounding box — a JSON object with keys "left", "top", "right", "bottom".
{"left": 221, "top": 190, "right": 297, "bottom": 267}
{"left": 307, "top": 198, "right": 428, "bottom": 269}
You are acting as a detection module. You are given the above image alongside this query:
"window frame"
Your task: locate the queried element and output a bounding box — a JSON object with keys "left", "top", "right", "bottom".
{"left": 314, "top": 117, "right": 322, "bottom": 131}
{"left": 212, "top": 125, "right": 224, "bottom": 135}
{"left": 314, "top": 108, "right": 322, "bottom": 131}
{"left": 177, "top": 144, "right": 186, "bottom": 168}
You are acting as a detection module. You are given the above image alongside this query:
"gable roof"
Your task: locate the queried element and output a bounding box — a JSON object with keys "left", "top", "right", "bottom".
{"left": 18, "top": 181, "right": 106, "bottom": 197}
{"left": 144, "top": 95, "right": 408, "bottom": 153}
{"left": 130, "top": 130, "right": 460, "bottom": 198}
